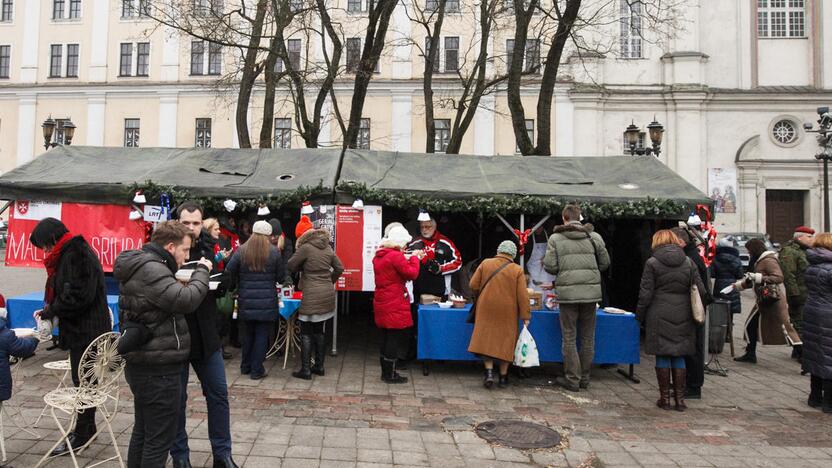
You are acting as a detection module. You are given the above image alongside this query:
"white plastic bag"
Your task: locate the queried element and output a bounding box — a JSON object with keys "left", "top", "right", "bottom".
{"left": 513, "top": 325, "right": 540, "bottom": 368}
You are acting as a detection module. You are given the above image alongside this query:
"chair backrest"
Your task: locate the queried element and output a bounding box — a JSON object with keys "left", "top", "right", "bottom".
{"left": 78, "top": 332, "right": 124, "bottom": 391}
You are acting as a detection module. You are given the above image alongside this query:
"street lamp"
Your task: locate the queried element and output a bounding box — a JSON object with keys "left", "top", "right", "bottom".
{"left": 805, "top": 106, "right": 832, "bottom": 231}
{"left": 41, "top": 116, "right": 76, "bottom": 150}
{"left": 625, "top": 118, "right": 664, "bottom": 157}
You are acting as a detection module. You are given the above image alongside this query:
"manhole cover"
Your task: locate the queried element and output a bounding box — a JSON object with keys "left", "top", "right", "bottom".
{"left": 474, "top": 420, "right": 561, "bottom": 449}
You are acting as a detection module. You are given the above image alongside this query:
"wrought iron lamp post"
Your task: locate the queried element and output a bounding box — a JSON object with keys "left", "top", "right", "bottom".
{"left": 805, "top": 107, "right": 832, "bottom": 231}
{"left": 41, "top": 116, "right": 76, "bottom": 150}
{"left": 625, "top": 118, "right": 664, "bottom": 157}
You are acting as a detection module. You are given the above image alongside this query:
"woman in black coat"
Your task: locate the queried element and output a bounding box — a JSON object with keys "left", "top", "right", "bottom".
{"left": 29, "top": 218, "right": 111, "bottom": 456}
{"left": 637, "top": 229, "right": 707, "bottom": 412}
{"left": 712, "top": 240, "right": 744, "bottom": 315}
{"left": 802, "top": 233, "right": 832, "bottom": 413}
{"left": 224, "top": 221, "right": 285, "bottom": 380}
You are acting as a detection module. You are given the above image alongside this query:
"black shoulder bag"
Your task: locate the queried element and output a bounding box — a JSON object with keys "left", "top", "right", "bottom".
{"left": 466, "top": 260, "right": 513, "bottom": 324}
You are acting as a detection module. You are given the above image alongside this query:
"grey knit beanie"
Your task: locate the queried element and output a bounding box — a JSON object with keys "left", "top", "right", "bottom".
{"left": 497, "top": 240, "right": 517, "bottom": 258}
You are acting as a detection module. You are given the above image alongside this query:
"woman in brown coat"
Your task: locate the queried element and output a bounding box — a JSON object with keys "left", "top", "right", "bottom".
{"left": 287, "top": 222, "right": 344, "bottom": 379}
{"left": 468, "top": 241, "right": 531, "bottom": 389}
{"left": 734, "top": 238, "right": 802, "bottom": 364}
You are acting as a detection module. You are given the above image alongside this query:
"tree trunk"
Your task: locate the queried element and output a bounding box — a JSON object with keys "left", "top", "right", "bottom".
{"left": 235, "top": 0, "right": 269, "bottom": 148}
{"left": 259, "top": 38, "right": 280, "bottom": 148}
{"left": 534, "top": 0, "right": 580, "bottom": 156}
{"left": 343, "top": 0, "right": 399, "bottom": 149}
{"left": 506, "top": 1, "right": 537, "bottom": 155}
{"left": 422, "top": 1, "right": 447, "bottom": 153}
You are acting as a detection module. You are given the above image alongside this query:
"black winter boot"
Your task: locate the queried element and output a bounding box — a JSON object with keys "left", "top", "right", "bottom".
{"left": 823, "top": 379, "right": 832, "bottom": 414}
{"left": 292, "top": 335, "right": 313, "bottom": 380}
{"left": 483, "top": 369, "right": 495, "bottom": 389}
{"left": 498, "top": 373, "right": 509, "bottom": 389}
{"left": 381, "top": 357, "right": 408, "bottom": 384}
{"left": 311, "top": 333, "right": 326, "bottom": 376}
{"left": 809, "top": 375, "right": 823, "bottom": 408}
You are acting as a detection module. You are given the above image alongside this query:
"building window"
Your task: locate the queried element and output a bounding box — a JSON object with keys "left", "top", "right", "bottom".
{"left": 191, "top": 41, "right": 204, "bottom": 74}
{"left": 434, "top": 119, "right": 450, "bottom": 153}
{"left": 346, "top": 38, "right": 361, "bottom": 73}
{"left": 274, "top": 118, "right": 291, "bottom": 149}
{"left": 137, "top": 42, "right": 150, "bottom": 76}
{"left": 772, "top": 119, "right": 798, "bottom": 144}
{"left": 53, "top": 0, "right": 65, "bottom": 19}
{"left": 122, "top": 0, "right": 149, "bottom": 18}
{"left": 119, "top": 43, "right": 132, "bottom": 76}
{"left": 347, "top": 0, "right": 362, "bottom": 13}
{"left": 193, "top": 0, "right": 222, "bottom": 16}
{"left": 757, "top": 0, "right": 804, "bottom": 38}
{"left": 444, "top": 36, "right": 459, "bottom": 72}
{"left": 1, "top": 0, "right": 12, "bottom": 22}
{"left": 124, "top": 119, "right": 140, "bottom": 147}
{"left": 195, "top": 118, "right": 212, "bottom": 147}
{"left": 517, "top": 119, "right": 534, "bottom": 153}
{"left": 51, "top": 118, "right": 71, "bottom": 145}
{"left": 358, "top": 118, "right": 370, "bottom": 149}
{"left": 506, "top": 39, "right": 539, "bottom": 73}
{"left": 619, "top": 0, "right": 642, "bottom": 59}
{"left": 0, "top": 46, "right": 9, "bottom": 78}
{"left": 69, "top": 0, "right": 81, "bottom": 18}
{"left": 208, "top": 42, "right": 222, "bottom": 75}
{"left": 287, "top": 39, "right": 301, "bottom": 70}
{"left": 66, "top": 44, "right": 79, "bottom": 77}
{"left": 49, "top": 45, "right": 62, "bottom": 77}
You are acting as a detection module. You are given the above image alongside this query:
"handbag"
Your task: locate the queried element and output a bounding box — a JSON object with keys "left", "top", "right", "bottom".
{"left": 466, "top": 259, "right": 513, "bottom": 324}
{"left": 758, "top": 282, "right": 781, "bottom": 306}
{"left": 688, "top": 261, "right": 705, "bottom": 325}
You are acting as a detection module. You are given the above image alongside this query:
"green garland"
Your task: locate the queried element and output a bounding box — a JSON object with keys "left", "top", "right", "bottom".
{"left": 127, "top": 180, "right": 329, "bottom": 213}
{"left": 338, "top": 181, "right": 690, "bottom": 219}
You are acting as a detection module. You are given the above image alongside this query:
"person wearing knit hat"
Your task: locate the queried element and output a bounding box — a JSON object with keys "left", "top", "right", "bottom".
{"left": 224, "top": 219, "right": 287, "bottom": 381}
{"left": 0, "top": 293, "right": 39, "bottom": 404}
{"left": 467, "top": 241, "right": 530, "bottom": 389}
{"left": 781, "top": 226, "right": 816, "bottom": 355}
{"left": 295, "top": 215, "right": 314, "bottom": 240}
{"left": 268, "top": 218, "right": 293, "bottom": 265}
{"left": 373, "top": 224, "right": 423, "bottom": 384}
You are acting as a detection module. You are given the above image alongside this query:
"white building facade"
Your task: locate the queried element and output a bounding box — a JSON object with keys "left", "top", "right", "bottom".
{"left": 0, "top": 0, "right": 831, "bottom": 241}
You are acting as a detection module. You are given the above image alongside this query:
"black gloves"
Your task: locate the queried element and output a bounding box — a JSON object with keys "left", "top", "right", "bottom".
{"left": 427, "top": 260, "right": 441, "bottom": 275}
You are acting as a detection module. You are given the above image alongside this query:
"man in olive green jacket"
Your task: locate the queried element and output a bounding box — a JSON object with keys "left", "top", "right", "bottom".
{"left": 544, "top": 204, "right": 610, "bottom": 391}
{"left": 779, "top": 226, "right": 814, "bottom": 358}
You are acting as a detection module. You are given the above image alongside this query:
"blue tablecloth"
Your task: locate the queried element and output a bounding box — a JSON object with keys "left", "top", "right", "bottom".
{"left": 417, "top": 304, "right": 640, "bottom": 364}
{"left": 6, "top": 291, "right": 121, "bottom": 332}
{"left": 279, "top": 298, "right": 302, "bottom": 320}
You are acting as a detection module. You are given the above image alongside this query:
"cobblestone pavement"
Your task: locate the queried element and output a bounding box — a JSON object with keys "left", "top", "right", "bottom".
{"left": 1, "top": 261, "right": 829, "bottom": 467}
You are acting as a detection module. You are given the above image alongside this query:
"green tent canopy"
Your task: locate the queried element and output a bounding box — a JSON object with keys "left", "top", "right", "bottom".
{"left": 0, "top": 146, "right": 711, "bottom": 218}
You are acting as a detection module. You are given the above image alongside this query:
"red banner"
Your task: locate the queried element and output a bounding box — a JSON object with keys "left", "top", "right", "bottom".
{"left": 5, "top": 201, "right": 146, "bottom": 272}
{"left": 333, "top": 205, "right": 382, "bottom": 292}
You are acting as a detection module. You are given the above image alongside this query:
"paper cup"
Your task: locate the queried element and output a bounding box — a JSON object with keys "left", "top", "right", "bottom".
{"left": 175, "top": 269, "right": 194, "bottom": 282}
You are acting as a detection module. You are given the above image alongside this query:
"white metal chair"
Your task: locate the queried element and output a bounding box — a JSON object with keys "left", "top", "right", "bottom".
{"left": 36, "top": 332, "right": 125, "bottom": 468}
{"left": 33, "top": 359, "right": 72, "bottom": 427}
{"left": 1, "top": 357, "right": 42, "bottom": 461}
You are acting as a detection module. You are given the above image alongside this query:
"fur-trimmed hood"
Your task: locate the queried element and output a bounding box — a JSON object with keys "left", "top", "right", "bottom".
{"left": 553, "top": 221, "right": 595, "bottom": 240}
{"left": 297, "top": 228, "right": 331, "bottom": 250}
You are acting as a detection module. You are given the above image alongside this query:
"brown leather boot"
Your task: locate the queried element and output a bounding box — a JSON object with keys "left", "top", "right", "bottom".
{"left": 672, "top": 367, "right": 687, "bottom": 412}
{"left": 655, "top": 368, "right": 672, "bottom": 410}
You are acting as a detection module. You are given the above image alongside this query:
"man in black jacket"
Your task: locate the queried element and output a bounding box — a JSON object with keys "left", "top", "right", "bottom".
{"left": 115, "top": 221, "right": 211, "bottom": 468}
{"left": 172, "top": 201, "right": 238, "bottom": 468}
{"left": 30, "top": 218, "right": 111, "bottom": 456}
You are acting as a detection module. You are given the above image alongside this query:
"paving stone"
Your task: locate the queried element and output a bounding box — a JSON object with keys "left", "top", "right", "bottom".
{"left": 393, "top": 451, "right": 429, "bottom": 466}
{"left": 285, "top": 445, "right": 323, "bottom": 459}
{"left": 492, "top": 447, "right": 530, "bottom": 462}
{"left": 456, "top": 443, "right": 494, "bottom": 460}
{"left": 357, "top": 448, "right": 393, "bottom": 464}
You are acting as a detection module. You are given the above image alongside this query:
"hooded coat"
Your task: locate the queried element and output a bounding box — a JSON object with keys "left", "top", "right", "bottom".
{"left": 287, "top": 229, "right": 344, "bottom": 317}
{"left": 0, "top": 315, "right": 37, "bottom": 401}
{"left": 742, "top": 251, "right": 802, "bottom": 346}
{"left": 636, "top": 244, "right": 707, "bottom": 356}
{"left": 39, "top": 236, "right": 112, "bottom": 350}
{"left": 114, "top": 244, "right": 209, "bottom": 372}
{"left": 712, "top": 246, "right": 744, "bottom": 314}
{"left": 467, "top": 254, "right": 531, "bottom": 362}
{"left": 543, "top": 222, "right": 610, "bottom": 304}
{"left": 780, "top": 239, "right": 810, "bottom": 303}
{"left": 224, "top": 246, "right": 286, "bottom": 322}
{"left": 802, "top": 248, "right": 832, "bottom": 379}
{"left": 372, "top": 248, "right": 420, "bottom": 329}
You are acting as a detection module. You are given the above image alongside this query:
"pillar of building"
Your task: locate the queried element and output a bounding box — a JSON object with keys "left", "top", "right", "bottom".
{"left": 158, "top": 92, "right": 179, "bottom": 147}
{"left": 16, "top": 94, "right": 37, "bottom": 166}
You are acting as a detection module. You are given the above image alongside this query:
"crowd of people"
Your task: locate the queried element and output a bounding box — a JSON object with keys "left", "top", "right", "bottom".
{"left": 7, "top": 201, "right": 831, "bottom": 466}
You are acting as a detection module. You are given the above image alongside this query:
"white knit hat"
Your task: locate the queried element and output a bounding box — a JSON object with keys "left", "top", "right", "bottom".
{"left": 252, "top": 220, "right": 273, "bottom": 236}
{"left": 382, "top": 225, "right": 412, "bottom": 249}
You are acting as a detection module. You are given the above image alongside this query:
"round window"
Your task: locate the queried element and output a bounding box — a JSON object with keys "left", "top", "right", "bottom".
{"left": 772, "top": 119, "right": 798, "bottom": 145}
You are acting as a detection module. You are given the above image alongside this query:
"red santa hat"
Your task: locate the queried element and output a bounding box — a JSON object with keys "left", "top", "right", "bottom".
{"left": 794, "top": 226, "right": 815, "bottom": 236}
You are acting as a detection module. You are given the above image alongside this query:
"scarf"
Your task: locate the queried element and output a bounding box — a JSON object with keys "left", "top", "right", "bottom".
{"left": 43, "top": 232, "right": 74, "bottom": 305}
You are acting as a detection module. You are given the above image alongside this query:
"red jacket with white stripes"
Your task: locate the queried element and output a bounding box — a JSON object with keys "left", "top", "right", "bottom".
{"left": 408, "top": 231, "right": 462, "bottom": 296}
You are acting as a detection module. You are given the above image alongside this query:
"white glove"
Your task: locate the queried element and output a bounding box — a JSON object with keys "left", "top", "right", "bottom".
{"left": 747, "top": 272, "right": 763, "bottom": 284}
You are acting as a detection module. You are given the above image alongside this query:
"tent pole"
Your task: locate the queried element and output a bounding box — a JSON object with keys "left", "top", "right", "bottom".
{"left": 478, "top": 213, "right": 483, "bottom": 259}
{"left": 520, "top": 214, "right": 525, "bottom": 270}
{"left": 331, "top": 293, "right": 339, "bottom": 356}
{"left": 0, "top": 201, "right": 10, "bottom": 216}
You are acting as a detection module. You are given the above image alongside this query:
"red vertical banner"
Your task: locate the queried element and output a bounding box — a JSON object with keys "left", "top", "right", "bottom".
{"left": 334, "top": 206, "right": 365, "bottom": 291}
{"left": 5, "top": 201, "right": 146, "bottom": 272}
